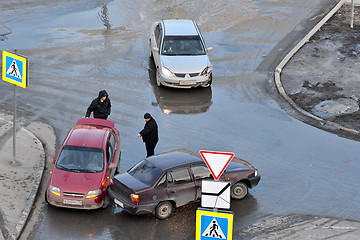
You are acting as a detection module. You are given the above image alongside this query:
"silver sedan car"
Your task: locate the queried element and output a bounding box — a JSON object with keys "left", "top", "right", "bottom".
{"left": 149, "top": 19, "right": 213, "bottom": 89}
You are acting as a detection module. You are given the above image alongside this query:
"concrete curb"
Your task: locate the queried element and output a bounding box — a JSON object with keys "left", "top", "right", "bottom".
{"left": 10, "top": 127, "right": 45, "bottom": 240}
{"left": 274, "top": 0, "right": 360, "bottom": 136}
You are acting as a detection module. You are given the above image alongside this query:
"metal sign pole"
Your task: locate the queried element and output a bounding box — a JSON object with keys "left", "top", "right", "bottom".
{"left": 11, "top": 84, "right": 17, "bottom": 165}
{"left": 351, "top": 0, "right": 354, "bottom": 29}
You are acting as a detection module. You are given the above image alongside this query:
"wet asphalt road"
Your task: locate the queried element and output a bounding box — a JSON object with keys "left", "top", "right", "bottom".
{"left": 1, "top": 0, "right": 360, "bottom": 239}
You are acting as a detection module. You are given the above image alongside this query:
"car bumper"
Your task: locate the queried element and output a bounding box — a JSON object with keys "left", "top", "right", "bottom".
{"left": 108, "top": 188, "right": 157, "bottom": 215}
{"left": 46, "top": 191, "right": 104, "bottom": 210}
{"left": 248, "top": 175, "right": 261, "bottom": 189}
{"left": 160, "top": 72, "right": 212, "bottom": 89}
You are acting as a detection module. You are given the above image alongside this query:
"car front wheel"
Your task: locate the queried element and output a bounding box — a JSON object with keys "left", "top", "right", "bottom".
{"left": 156, "top": 68, "right": 163, "bottom": 87}
{"left": 102, "top": 192, "right": 110, "bottom": 208}
{"left": 149, "top": 39, "right": 153, "bottom": 58}
{"left": 202, "top": 72, "right": 212, "bottom": 87}
{"left": 45, "top": 192, "right": 49, "bottom": 204}
{"left": 230, "top": 182, "right": 248, "bottom": 199}
{"left": 155, "top": 201, "right": 173, "bottom": 219}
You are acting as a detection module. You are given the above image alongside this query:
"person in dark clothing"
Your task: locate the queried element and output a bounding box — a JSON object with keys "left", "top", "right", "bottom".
{"left": 85, "top": 90, "right": 111, "bottom": 119}
{"left": 137, "top": 113, "right": 159, "bottom": 157}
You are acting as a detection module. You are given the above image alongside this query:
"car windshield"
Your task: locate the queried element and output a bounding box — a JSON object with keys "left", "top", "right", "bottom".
{"left": 56, "top": 145, "right": 104, "bottom": 173}
{"left": 128, "top": 159, "right": 163, "bottom": 186}
{"left": 161, "top": 35, "right": 205, "bottom": 56}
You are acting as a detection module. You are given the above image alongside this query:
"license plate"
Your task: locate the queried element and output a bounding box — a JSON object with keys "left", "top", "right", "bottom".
{"left": 63, "top": 199, "right": 82, "bottom": 206}
{"left": 114, "top": 198, "right": 124, "bottom": 208}
{"left": 180, "top": 80, "right": 196, "bottom": 85}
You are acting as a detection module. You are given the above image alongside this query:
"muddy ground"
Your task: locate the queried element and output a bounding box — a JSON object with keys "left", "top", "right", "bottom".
{"left": 282, "top": 4, "right": 360, "bottom": 135}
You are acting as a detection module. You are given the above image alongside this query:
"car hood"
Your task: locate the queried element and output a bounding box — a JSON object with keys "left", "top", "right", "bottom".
{"left": 160, "top": 55, "right": 210, "bottom": 73}
{"left": 50, "top": 168, "right": 105, "bottom": 193}
{"left": 114, "top": 172, "right": 149, "bottom": 192}
{"left": 225, "top": 160, "right": 254, "bottom": 173}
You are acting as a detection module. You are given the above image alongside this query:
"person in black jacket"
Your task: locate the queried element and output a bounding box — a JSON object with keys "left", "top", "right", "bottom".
{"left": 137, "top": 113, "right": 159, "bottom": 157}
{"left": 85, "top": 90, "right": 111, "bottom": 119}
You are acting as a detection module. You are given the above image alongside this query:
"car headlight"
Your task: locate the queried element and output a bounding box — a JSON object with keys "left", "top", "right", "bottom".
{"left": 86, "top": 189, "right": 102, "bottom": 199}
{"left": 201, "top": 67, "right": 209, "bottom": 76}
{"left": 48, "top": 185, "right": 61, "bottom": 196}
{"left": 161, "top": 67, "right": 174, "bottom": 77}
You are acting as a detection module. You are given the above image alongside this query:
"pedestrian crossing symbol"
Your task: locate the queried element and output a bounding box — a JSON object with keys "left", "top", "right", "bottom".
{"left": 196, "top": 208, "right": 233, "bottom": 240}
{"left": 2, "top": 51, "right": 28, "bottom": 88}
{"left": 202, "top": 218, "right": 226, "bottom": 238}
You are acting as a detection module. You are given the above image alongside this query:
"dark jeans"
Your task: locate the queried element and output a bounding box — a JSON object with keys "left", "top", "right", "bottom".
{"left": 145, "top": 141, "right": 157, "bottom": 157}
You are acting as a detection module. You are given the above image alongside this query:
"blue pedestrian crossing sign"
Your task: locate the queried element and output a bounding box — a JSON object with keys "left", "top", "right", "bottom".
{"left": 196, "top": 208, "right": 233, "bottom": 240}
{"left": 2, "top": 51, "right": 28, "bottom": 88}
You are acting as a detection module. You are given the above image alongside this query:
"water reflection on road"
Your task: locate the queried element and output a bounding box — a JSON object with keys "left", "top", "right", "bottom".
{"left": 1, "top": 0, "right": 359, "bottom": 240}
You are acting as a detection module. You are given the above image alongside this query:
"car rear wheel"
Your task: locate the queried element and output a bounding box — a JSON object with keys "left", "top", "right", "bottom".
{"left": 156, "top": 68, "right": 163, "bottom": 87}
{"left": 155, "top": 201, "right": 173, "bottom": 219}
{"left": 115, "top": 155, "right": 121, "bottom": 174}
{"left": 231, "top": 182, "right": 248, "bottom": 199}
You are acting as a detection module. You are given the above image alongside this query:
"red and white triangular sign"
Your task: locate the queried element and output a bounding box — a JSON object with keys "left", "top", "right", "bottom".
{"left": 199, "top": 150, "right": 234, "bottom": 180}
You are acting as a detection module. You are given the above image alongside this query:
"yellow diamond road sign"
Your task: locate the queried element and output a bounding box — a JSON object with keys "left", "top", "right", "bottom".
{"left": 2, "top": 50, "right": 28, "bottom": 88}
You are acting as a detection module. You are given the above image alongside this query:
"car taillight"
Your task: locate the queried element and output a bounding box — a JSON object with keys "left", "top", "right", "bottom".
{"left": 110, "top": 178, "right": 114, "bottom": 187}
{"left": 130, "top": 194, "right": 140, "bottom": 203}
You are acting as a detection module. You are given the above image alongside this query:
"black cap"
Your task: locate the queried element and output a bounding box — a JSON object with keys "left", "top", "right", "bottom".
{"left": 144, "top": 113, "right": 151, "bottom": 119}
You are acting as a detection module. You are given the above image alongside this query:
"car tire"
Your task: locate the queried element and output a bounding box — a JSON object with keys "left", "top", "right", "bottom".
{"left": 156, "top": 68, "right": 163, "bottom": 87}
{"left": 45, "top": 192, "right": 49, "bottom": 204}
{"left": 230, "top": 182, "right": 248, "bottom": 199}
{"left": 202, "top": 72, "right": 212, "bottom": 87}
{"left": 115, "top": 156, "right": 120, "bottom": 174}
{"left": 149, "top": 39, "right": 153, "bottom": 58}
{"left": 102, "top": 192, "right": 110, "bottom": 209}
{"left": 155, "top": 201, "right": 173, "bottom": 219}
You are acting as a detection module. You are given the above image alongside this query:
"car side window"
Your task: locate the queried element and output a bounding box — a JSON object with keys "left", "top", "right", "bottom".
{"left": 155, "top": 24, "right": 162, "bottom": 47}
{"left": 106, "top": 133, "right": 116, "bottom": 164}
{"left": 155, "top": 174, "right": 167, "bottom": 189}
{"left": 191, "top": 165, "right": 213, "bottom": 181}
{"left": 167, "top": 167, "right": 192, "bottom": 186}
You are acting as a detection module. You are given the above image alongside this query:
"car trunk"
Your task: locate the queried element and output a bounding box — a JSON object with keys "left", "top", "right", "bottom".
{"left": 112, "top": 172, "right": 149, "bottom": 197}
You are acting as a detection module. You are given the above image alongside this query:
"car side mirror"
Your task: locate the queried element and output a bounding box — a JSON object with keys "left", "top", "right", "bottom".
{"left": 152, "top": 47, "right": 159, "bottom": 53}
{"left": 207, "top": 47, "right": 213, "bottom": 53}
{"left": 108, "top": 162, "right": 117, "bottom": 169}
{"left": 47, "top": 157, "right": 55, "bottom": 164}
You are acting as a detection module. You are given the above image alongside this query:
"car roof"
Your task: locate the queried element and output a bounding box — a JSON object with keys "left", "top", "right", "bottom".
{"left": 146, "top": 149, "right": 203, "bottom": 171}
{"left": 162, "top": 19, "right": 199, "bottom": 36}
{"left": 76, "top": 118, "right": 115, "bottom": 129}
{"left": 65, "top": 119, "right": 112, "bottom": 149}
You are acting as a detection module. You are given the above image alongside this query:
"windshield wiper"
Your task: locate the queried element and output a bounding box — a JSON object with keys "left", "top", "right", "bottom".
{"left": 70, "top": 168, "right": 97, "bottom": 173}
{"left": 56, "top": 165, "right": 70, "bottom": 171}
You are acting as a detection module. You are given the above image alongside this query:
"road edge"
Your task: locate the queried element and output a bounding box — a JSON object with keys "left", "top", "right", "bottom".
{"left": 274, "top": 0, "right": 360, "bottom": 136}
{"left": 10, "top": 127, "right": 45, "bottom": 240}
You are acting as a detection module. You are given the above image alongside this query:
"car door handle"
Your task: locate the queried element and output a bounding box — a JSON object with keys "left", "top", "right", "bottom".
{"left": 171, "top": 190, "right": 176, "bottom": 193}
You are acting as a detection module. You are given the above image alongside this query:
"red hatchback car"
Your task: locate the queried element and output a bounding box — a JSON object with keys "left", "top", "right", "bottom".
{"left": 45, "top": 118, "right": 121, "bottom": 209}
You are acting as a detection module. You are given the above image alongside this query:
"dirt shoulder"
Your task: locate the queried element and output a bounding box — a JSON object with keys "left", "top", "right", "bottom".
{"left": 281, "top": 3, "right": 360, "bottom": 138}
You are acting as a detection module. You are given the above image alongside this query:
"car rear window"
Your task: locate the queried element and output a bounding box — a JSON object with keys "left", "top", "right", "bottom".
{"left": 162, "top": 35, "right": 205, "bottom": 56}
{"left": 128, "top": 159, "right": 163, "bottom": 186}
{"left": 56, "top": 145, "right": 104, "bottom": 173}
